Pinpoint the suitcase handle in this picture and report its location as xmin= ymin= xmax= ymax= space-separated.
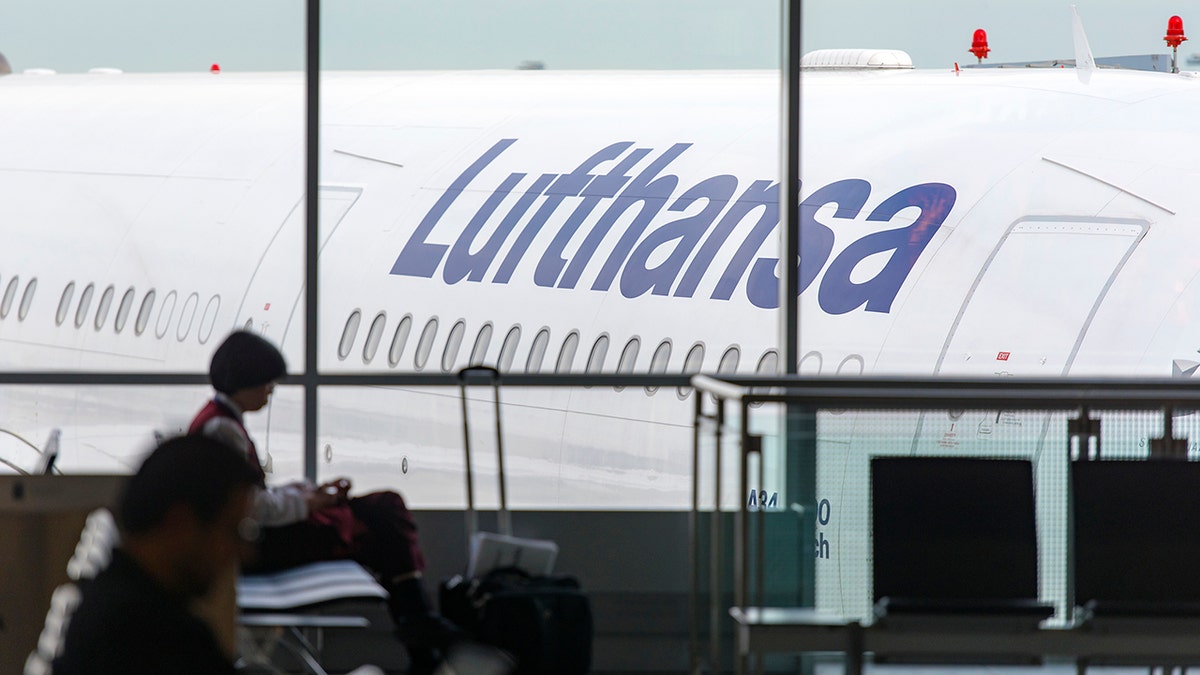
xmin=458 ymin=366 xmax=511 ymax=541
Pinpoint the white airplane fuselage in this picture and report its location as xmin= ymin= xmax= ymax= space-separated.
xmin=1 ymin=66 xmax=1199 ymax=516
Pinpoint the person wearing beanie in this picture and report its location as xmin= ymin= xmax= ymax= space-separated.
xmin=189 ymin=330 xmax=459 ymax=674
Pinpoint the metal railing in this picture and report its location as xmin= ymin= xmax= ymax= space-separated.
xmin=688 ymin=374 xmax=1200 ymax=675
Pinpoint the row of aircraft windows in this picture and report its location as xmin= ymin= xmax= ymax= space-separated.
xmin=337 ymin=309 xmax=781 ymax=398
xmin=0 ymin=275 xmax=38 ymax=321
xmin=44 ymin=281 xmax=223 ymax=344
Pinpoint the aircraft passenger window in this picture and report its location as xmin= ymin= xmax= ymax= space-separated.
xmin=799 ymin=350 xmax=823 ymax=375
xmin=1 ymin=276 xmax=18 ymax=319
xmin=645 ymin=340 xmax=672 ymax=395
xmin=18 ymin=278 xmax=37 ymax=321
xmin=93 ymin=285 xmax=115 ymax=331
xmin=387 ymin=314 xmax=413 ymax=367
xmin=498 ymin=325 xmax=521 ymax=372
xmin=586 ymin=335 xmax=610 ymax=374
xmin=114 ymin=288 xmax=136 ymax=334
xmin=56 ymin=282 xmax=76 ymax=327
xmin=197 ymin=295 xmax=220 ymax=344
xmin=756 ymin=350 xmax=780 ymax=375
xmin=751 ymin=350 xmax=780 ymax=409
xmin=442 ymin=319 xmax=467 ymax=372
xmin=337 ymin=310 xmax=362 ymax=360
xmin=678 ymin=343 xmax=706 ymax=400
xmin=363 ymin=312 xmax=387 ymax=364
xmin=525 ymin=328 xmax=549 ymax=373
xmin=414 ymin=317 xmax=439 ymax=370
xmin=556 ymin=331 xmax=580 ymax=373
xmin=134 ymin=290 xmax=156 ymax=336
xmin=838 ymin=354 xmax=865 ymax=376
xmin=154 ymin=290 xmax=177 ymax=339
xmin=176 ymin=292 xmax=199 ymax=341
xmin=712 ymin=346 xmax=742 ymax=403
xmin=614 ymin=337 xmax=640 ymax=392
xmin=617 ymin=337 xmax=640 ymax=373
xmin=718 ymin=346 xmax=740 ymax=374
xmin=470 ymin=323 xmax=494 ymax=367
xmin=73 ymin=283 xmax=95 ymax=329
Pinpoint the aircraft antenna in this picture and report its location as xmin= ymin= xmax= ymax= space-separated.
xmin=1165 ymin=16 xmax=1187 ymax=74
xmin=1070 ymin=5 xmax=1096 ymax=84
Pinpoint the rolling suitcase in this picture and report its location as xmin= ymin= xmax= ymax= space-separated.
xmin=441 ymin=366 xmax=593 ymax=675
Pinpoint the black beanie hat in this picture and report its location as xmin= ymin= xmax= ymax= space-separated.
xmin=209 ymin=330 xmax=287 ymax=395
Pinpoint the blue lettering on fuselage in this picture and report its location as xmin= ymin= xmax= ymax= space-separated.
xmin=390 ymin=139 xmax=957 ymax=313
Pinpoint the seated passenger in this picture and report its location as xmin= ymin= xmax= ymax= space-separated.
xmin=189 ymin=330 xmax=456 ymax=674
xmin=54 ymin=435 xmax=259 ymax=675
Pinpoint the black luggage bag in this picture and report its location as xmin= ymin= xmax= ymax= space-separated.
xmin=442 ymin=367 xmax=593 ymax=674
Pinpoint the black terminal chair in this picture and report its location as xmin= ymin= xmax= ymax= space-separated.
xmin=1072 ymin=459 xmax=1200 ymax=624
xmin=870 ymin=456 xmax=1053 ymax=635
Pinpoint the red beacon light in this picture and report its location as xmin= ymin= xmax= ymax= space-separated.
xmin=210 ymin=63 xmax=221 ymax=74
xmin=1166 ymin=15 xmax=1188 ymax=49
xmin=969 ymin=29 xmax=990 ymax=63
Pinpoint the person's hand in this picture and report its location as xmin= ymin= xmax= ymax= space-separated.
xmin=305 ymin=487 xmax=340 ymax=513
xmin=318 ymin=477 xmax=352 ymax=502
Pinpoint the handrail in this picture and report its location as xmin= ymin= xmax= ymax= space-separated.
xmin=690 ymin=374 xmax=746 ymax=403
xmin=4 ymin=370 xmax=1200 ymax=408
xmin=690 ymin=375 xmax=1200 ymax=409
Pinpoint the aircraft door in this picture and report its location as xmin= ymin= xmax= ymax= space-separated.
xmin=233 ymin=186 xmax=362 ymax=358
xmin=936 ymin=216 xmax=1146 ymax=378
xmin=232 ymin=186 xmax=361 ymax=477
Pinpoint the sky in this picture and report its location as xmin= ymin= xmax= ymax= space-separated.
xmin=0 ymin=0 xmax=1196 ymax=73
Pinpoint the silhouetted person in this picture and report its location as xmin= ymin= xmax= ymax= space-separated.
xmin=190 ymin=330 xmax=456 ymax=674
xmin=54 ymin=435 xmax=259 ymax=675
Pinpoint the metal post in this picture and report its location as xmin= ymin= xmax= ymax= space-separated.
xmin=736 ymin=403 xmax=749 ymax=675
xmin=690 ymin=392 xmax=703 ymax=674
xmin=710 ymin=399 xmax=724 ymax=674
xmin=303 ymin=0 xmax=320 ymax=481
xmin=780 ymin=0 xmax=802 ymax=374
